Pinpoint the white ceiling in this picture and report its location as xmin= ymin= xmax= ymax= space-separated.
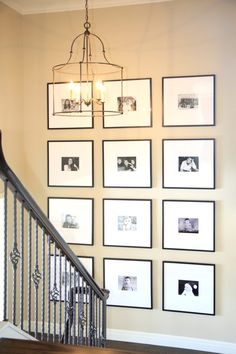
xmin=1 ymin=0 xmax=173 ymax=15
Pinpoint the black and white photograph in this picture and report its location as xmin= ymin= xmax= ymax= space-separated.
xmin=162 ymin=200 xmax=215 ymax=251
xmin=118 ymin=276 xmax=137 ymax=291
xmin=103 ymin=140 xmax=152 ymax=188
xmin=48 ymin=140 xmax=93 ymax=187
xmin=162 ymin=139 xmax=215 ymax=189
xmin=118 ymin=216 xmax=137 ymax=231
xmin=178 ymin=218 xmax=199 ymax=234
xmin=178 ymin=94 xmax=199 ymax=110
xmin=47 ymin=82 xmax=93 ymax=129
xmin=50 ymin=255 xmax=94 ymax=302
xmin=103 ymin=78 xmax=152 ymax=128
xmin=61 ymin=98 xmax=77 ymax=112
xmin=117 ymin=157 xmax=136 ymax=171
xmin=162 ymin=75 xmax=215 ymax=126
xmin=178 ymin=156 xmax=199 ymax=172
xmin=48 ymin=197 xmax=93 ymax=245
xmin=117 ymin=96 xmax=137 ymax=113
xmin=178 ymin=280 xmax=199 ymax=296
xmin=104 ymin=258 xmax=152 ymax=308
xmin=162 ymin=261 xmax=215 ymax=315
xmin=61 ymin=157 xmax=79 ymax=171
xmin=103 ymin=199 xmax=152 ymax=248
xmin=62 ymin=214 xmax=79 ymax=229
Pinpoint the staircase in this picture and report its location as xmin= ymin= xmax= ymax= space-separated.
xmin=0 ymin=132 xmax=108 ymax=347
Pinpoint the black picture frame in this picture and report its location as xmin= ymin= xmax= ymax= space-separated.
xmin=162 ymin=74 xmax=215 ymax=127
xmin=47 ymin=82 xmax=94 ymax=129
xmin=103 ymin=198 xmax=152 ymax=248
xmin=47 ymin=140 xmax=94 ymax=187
xmin=103 ymin=139 xmax=152 ymax=188
xmin=162 ymin=261 xmax=215 ymax=315
xmin=48 ymin=197 xmax=94 ymax=245
xmin=103 ymin=78 xmax=152 ymax=128
xmin=162 ymin=138 xmax=215 ymax=189
xmin=162 ymin=200 xmax=215 ymax=252
xmin=103 ymin=258 xmax=152 ymax=309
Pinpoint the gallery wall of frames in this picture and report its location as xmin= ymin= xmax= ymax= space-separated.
xmin=47 ymin=74 xmax=216 ymax=315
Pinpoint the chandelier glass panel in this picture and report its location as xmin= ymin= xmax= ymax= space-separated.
xmin=52 ymin=0 xmax=123 ymax=117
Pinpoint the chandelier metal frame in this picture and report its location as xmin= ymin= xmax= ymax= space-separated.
xmin=52 ymin=0 xmax=124 ymax=117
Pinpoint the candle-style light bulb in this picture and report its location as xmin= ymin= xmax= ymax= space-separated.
xmin=74 ymin=83 xmax=81 ymax=102
xmin=69 ymin=80 xmax=75 ymax=100
xmin=96 ymin=81 xmax=105 ymax=102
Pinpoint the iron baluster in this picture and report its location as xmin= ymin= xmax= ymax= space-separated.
xmin=85 ymin=282 xmax=88 ymax=345
xmin=10 ymin=191 xmax=20 ymax=325
xmin=27 ymin=211 xmax=32 ymax=334
xmin=32 ymin=221 xmax=41 ymax=338
xmin=63 ymin=257 xmax=67 ymax=344
xmin=68 ymin=262 xmax=72 ymax=344
xmin=98 ymin=298 xmax=101 ymax=347
xmin=53 ymin=243 xmax=57 ymax=342
xmin=59 ymin=250 xmax=62 ymax=342
xmin=20 ymin=202 xmax=25 ymax=330
xmin=72 ymin=268 xmax=76 ymax=344
xmin=3 ymin=179 xmax=8 ymax=321
xmin=47 ymin=235 xmax=51 ymax=341
xmin=41 ymin=229 xmax=46 ymax=341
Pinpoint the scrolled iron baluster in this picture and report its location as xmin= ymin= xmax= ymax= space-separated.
xmin=50 ymin=284 xmax=60 ymax=302
xmin=90 ymin=323 xmax=97 ymax=345
xmin=41 ymin=228 xmax=46 ymax=341
xmin=59 ymin=250 xmax=62 ymax=342
xmin=28 ymin=211 xmax=32 ymax=334
xmin=20 ymin=202 xmax=25 ymax=330
xmin=32 ymin=265 xmax=42 ymax=289
xmin=9 ymin=247 xmax=21 ymax=267
xmin=11 ymin=190 xmax=20 ymax=325
xmin=3 ymin=179 xmax=8 ymax=322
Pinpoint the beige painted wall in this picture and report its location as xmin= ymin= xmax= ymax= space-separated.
xmin=0 ymin=2 xmax=25 ymax=177
xmin=1 ymin=0 xmax=236 ymax=345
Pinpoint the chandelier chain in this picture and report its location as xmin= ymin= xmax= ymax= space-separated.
xmin=85 ymin=0 xmax=89 ymax=23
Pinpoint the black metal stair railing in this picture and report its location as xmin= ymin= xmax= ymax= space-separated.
xmin=0 ymin=132 xmax=108 ymax=347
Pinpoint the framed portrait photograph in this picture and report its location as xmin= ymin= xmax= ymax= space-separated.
xmin=47 ymin=140 xmax=94 ymax=187
xmin=162 ymin=139 xmax=215 ymax=189
xmin=103 ymin=139 xmax=152 ymax=188
xmin=103 ymin=199 xmax=152 ymax=248
xmin=162 ymin=75 xmax=215 ymax=126
xmin=48 ymin=197 xmax=93 ymax=245
xmin=47 ymin=82 xmax=93 ymax=129
xmin=50 ymin=255 xmax=94 ymax=302
xmin=103 ymin=78 xmax=152 ymax=128
xmin=103 ymin=258 xmax=152 ymax=309
xmin=162 ymin=261 xmax=215 ymax=315
xmin=162 ymin=200 xmax=215 ymax=251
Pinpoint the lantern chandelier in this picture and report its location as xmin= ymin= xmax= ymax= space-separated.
xmin=52 ymin=0 xmax=124 ymax=117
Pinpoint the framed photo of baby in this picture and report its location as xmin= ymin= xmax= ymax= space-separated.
xmin=103 ymin=258 xmax=152 ymax=309
xmin=103 ymin=199 xmax=152 ymax=248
